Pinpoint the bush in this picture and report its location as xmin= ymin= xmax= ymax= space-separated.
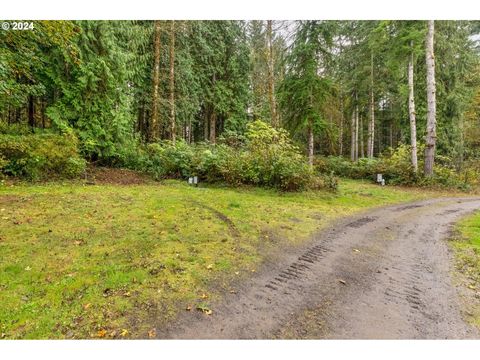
xmin=222 ymin=120 xmax=316 ymax=191
xmin=317 ymin=144 xmax=476 ymax=190
xmin=0 ymin=133 xmax=86 ymax=180
xmin=108 ymin=121 xmax=324 ymax=191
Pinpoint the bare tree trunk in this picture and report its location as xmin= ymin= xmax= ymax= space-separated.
xmin=339 ymin=98 xmax=344 ymax=156
xmin=350 ymin=108 xmax=356 ymax=161
xmin=408 ymin=42 xmax=418 ymax=173
xmin=28 ymin=95 xmax=35 ymax=130
xmin=424 ymin=20 xmax=436 ymax=176
xmin=209 ymin=112 xmax=216 ymax=144
xmin=367 ymin=52 xmax=375 ymax=158
xmin=267 ymin=20 xmax=278 ymax=128
xmin=307 ymin=118 xmax=314 ymax=167
xmin=360 ymin=115 xmax=364 ymax=158
xmin=169 ymin=20 xmax=176 ymax=144
xmin=151 ymin=20 xmax=162 ymax=142
xmin=41 ymin=99 xmax=46 ymax=129
xmin=389 ymin=123 xmax=393 ymax=148
xmin=204 ymin=109 xmax=209 ymax=141
xmin=355 ymin=104 xmax=359 ymax=161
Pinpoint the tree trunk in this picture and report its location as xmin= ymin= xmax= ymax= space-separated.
xmin=151 ymin=20 xmax=162 ymax=142
xmin=307 ymin=119 xmax=314 ymax=167
xmin=367 ymin=52 xmax=375 ymax=158
xmin=28 ymin=95 xmax=35 ymax=130
xmin=267 ymin=20 xmax=278 ymax=128
xmin=204 ymin=109 xmax=209 ymax=141
xmin=424 ymin=20 xmax=436 ymax=177
xmin=41 ymin=99 xmax=46 ymax=129
xmin=339 ymin=98 xmax=344 ymax=156
xmin=355 ymin=104 xmax=359 ymax=161
xmin=360 ymin=115 xmax=364 ymax=158
xmin=169 ymin=20 xmax=176 ymax=144
xmin=350 ymin=108 xmax=356 ymax=161
xmin=408 ymin=42 xmax=418 ymax=173
xmin=209 ymin=111 xmax=216 ymax=144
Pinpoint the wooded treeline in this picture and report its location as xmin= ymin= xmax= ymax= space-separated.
xmin=1 ymin=20 xmax=480 ymax=174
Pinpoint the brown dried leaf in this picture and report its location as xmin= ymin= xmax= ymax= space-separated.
xmin=148 ymin=328 xmax=156 ymax=338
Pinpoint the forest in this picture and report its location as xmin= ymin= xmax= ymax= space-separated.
xmin=3 ymin=20 xmax=480 ymax=340
xmin=1 ymin=20 xmax=480 ymax=189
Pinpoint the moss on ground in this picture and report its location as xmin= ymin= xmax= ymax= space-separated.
xmin=451 ymin=211 xmax=480 ymax=329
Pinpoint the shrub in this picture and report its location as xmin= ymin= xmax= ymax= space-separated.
xmin=113 ymin=121 xmax=322 ymax=191
xmin=317 ymin=144 xmax=476 ymax=190
xmin=0 ymin=133 xmax=86 ymax=180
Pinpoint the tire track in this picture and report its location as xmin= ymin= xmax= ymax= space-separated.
xmin=157 ymin=197 xmax=480 ymax=339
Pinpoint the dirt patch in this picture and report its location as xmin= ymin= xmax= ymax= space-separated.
xmin=396 ymin=204 xmax=424 ymax=211
xmin=85 ymin=166 xmax=152 ymax=185
xmin=0 ymin=194 xmax=21 ymax=206
xmin=191 ymin=200 xmax=240 ymax=238
xmin=346 ymin=216 xmax=377 ymax=228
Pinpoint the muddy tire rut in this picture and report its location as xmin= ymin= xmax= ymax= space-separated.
xmin=157 ymin=197 xmax=480 ymax=339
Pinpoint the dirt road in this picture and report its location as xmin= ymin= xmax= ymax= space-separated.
xmin=159 ymin=197 xmax=480 ymax=339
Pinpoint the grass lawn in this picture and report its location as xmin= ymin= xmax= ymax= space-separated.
xmin=451 ymin=211 xmax=480 ymax=328
xmin=0 ymin=177 xmax=461 ymax=339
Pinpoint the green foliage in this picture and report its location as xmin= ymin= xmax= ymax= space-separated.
xmin=109 ymin=121 xmax=322 ymax=191
xmin=318 ymin=144 xmax=478 ymax=190
xmin=0 ymin=133 xmax=85 ymax=180
xmin=279 ymin=21 xmax=336 ymax=135
xmin=44 ymin=21 xmax=135 ymax=159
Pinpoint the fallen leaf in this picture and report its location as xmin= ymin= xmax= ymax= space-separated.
xmin=353 ymin=249 xmax=360 ymax=253
xmin=229 ymin=289 xmax=236 ymax=294
xmin=338 ymin=279 xmax=347 ymax=285
xmin=83 ymin=303 xmax=91 ymax=310
xmin=206 ymin=264 xmax=214 ymax=270
xmin=148 ymin=329 xmax=156 ymax=338
xmin=97 ymin=329 xmax=107 ymax=338
xmin=186 ymin=305 xmax=192 ymax=311
xmin=120 ymin=329 xmax=129 ymax=337
xmin=468 ymin=284 xmax=476 ymax=290
xmin=200 ymin=293 xmax=208 ymax=299
xmin=251 ymin=269 xmax=256 ymax=273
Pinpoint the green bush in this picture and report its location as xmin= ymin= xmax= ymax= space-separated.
xmin=0 ymin=133 xmax=86 ymax=180
xmin=317 ymin=144 xmax=476 ymax=190
xmin=109 ymin=121 xmax=323 ymax=191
